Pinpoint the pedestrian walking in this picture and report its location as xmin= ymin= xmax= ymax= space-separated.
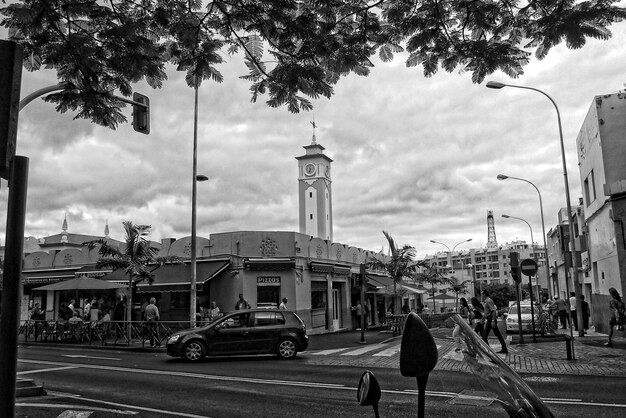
xmin=279 ymin=297 xmax=288 ymax=310
xmin=235 ymin=293 xmax=251 ymax=310
xmin=605 ymin=287 xmax=626 ymax=347
xmin=452 ymin=297 xmax=470 ymax=352
xmin=555 ymin=296 xmax=568 ymax=329
xmin=354 ymin=302 xmax=363 ymax=330
xmin=481 ymin=289 xmax=507 ymax=354
xmin=580 ymin=295 xmax=591 ymax=330
xmin=569 ymin=292 xmax=578 ymax=331
xmin=470 ymin=297 xmax=485 ymax=335
xmin=144 ymin=297 xmax=160 ymax=347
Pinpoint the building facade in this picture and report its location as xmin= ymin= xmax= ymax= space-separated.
xmin=575 ymin=92 xmax=626 ymax=333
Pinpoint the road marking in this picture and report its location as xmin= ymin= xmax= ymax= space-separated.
xmin=340 ymin=344 xmax=385 ymax=356
xmin=15 ymin=402 xmax=135 ymax=415
xmin=18 ymin=365 xmax=77 ymax=375
xmin=311 ymin=348 xmax=350 ymax=355
xmin=62 ymin=355 xmax=121 ymax=361
xmin=19 ymin=359 xmax=626 ymax=411
xmin=57 ymin=411 xmax=93 ymax=418
xmin=373 ymin=344 xmax=401 ymax=357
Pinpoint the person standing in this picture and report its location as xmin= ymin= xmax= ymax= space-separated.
xmin=481 ymin=289 xmax=507 ymax=354
xmin=235 ymin=293 xmax=251 ymax=310
xmin=279 ymin=298 xmax=288 ymax=310
xmin=605 ymin=287 xmax=626 ymax=347
xmin=144 ymin=297 xmax=160 ymax=347
xmin=555 ymin=296 xmax=568 ymax=329
xmin=580 ymin=295 xmax=591 ymax=330
xmin=569 ymin=292 xmax=578 ymax=331
xmin=208 ymin=301 xmax=221 ymax=322
xmin=452 ymin=297 xmax=470 ymax=352
xmin=355 ymin=302 xmax=363 ymax=330
xmin=470 ymin=297 xmax=485 ymax=335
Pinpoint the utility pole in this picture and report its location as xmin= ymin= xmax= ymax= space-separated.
xmin=0 ymin=40 xmax=25 ymax=418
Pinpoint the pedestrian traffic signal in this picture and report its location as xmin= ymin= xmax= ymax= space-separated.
xmin=132 ymin=92 xmax=150 ymax=134
xmin=510 ymin=252 xmax=521 ymax=284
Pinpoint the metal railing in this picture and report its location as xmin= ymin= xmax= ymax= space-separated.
xmin=387 ymin=313 xmax=454 ymax=336
xmin=18 ymin=320 xmax=195 ymax=348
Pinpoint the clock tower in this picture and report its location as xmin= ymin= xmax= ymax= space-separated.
xmin=296 ymin=132 xmax=333 ymax=241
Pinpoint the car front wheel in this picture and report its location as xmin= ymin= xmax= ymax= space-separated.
xmin=277 ymin=339 xmax=297 ymax=359
xmin=183 ymin=340 xmax=205 ymax=362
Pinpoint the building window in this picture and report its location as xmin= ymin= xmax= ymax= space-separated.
xmin=310 ymin=214 xmax=313 ymax=220
xmin=309 ymin=192 xmax=313 ymax=198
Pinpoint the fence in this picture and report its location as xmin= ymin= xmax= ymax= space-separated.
xmin=387 ymin=313 xmax=455 ymax=336
xmin=18 ymin=319 xmax=194 ymax=348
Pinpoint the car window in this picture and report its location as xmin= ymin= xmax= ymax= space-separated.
xmin=253 ymin=312 xmax=286 ymax=327
xmin=219 ymin=313 xmax=249 ymax=328
xmin=509 ymin=306 xmax=537 ymax=315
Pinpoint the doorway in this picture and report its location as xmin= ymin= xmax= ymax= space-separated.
xmin=332 ymin=288 xmax=341 ymax=329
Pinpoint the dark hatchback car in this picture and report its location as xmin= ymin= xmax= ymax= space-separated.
xmin=166 ymin=309 xmax=309 ymax=362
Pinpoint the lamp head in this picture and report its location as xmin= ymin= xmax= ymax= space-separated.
xmin=497 ymin=174 xmax=508 ymax=180
xmin=502 ymin=214 xmax=510 ymax=218
xmin=196 ymin=174 xmax=209 ymax=182
xmin=486 ymin=81 xmax=506 ymax=89
xmin=429 ymin=240 xmax=436 ymax=243
xmin=466 ymin=238 xmax=473 ymax=242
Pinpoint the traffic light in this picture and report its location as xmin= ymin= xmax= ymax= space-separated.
xmin=132 ymin=92 xmax=150 ymax=134
xmin=0 ymin=40 xmax=23 ymax=179
xmin=509 ymin=251 xmax=521 ymax=284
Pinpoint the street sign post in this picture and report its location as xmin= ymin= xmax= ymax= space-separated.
xmin=520 ymin=258 xmax=538 ymax=342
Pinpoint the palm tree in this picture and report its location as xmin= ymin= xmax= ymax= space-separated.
xmin=447 ymin=276 xmax=472 ymax=312
xmin=370 ymin=231 xmax=424 ymax=314
xmin=87 ymin=221 xmax=181 ymax=328
xmin=415 ymin=264 xmax=450 ymax=313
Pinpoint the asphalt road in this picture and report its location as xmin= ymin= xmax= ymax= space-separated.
xmin=15 ymin=344 xmax=626 ymax=417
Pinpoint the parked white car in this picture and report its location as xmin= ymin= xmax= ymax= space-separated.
xmin=505 ymin=303 xmax=540 ymax=334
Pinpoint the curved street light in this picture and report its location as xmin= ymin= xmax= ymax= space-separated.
xmin=487 ymin=81 xmax=582 ymax=344
xmin=498 ymin=174 xmax=551 ymax=298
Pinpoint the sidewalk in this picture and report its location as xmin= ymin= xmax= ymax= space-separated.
xmin=305 ymin=326 xmax=626 ymax=377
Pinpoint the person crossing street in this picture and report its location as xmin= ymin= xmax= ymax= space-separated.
xmin=481 ymin=289 xmax=507 ymax=354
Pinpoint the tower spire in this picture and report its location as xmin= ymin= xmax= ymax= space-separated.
xmin=62 ymin=212 xmax=68 ymax=233
xmin=104 ymin=219 xmax=110 ymax=237
xmin=487 ymin=210 xmax=498 ymax=249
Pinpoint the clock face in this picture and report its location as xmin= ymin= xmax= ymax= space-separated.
xmin=304 ymin=163 xmax=316 ymax=177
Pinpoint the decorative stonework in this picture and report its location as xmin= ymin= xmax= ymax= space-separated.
xmin=316 ymin=244 xmax=323 ymax=258
xmin=336 ymin=248 xmax=342 ymax=260
xmin=260 ymin=238 xmax=278 ymax=257
xmin=183 ymin=242 xmax=192 ymax=257
xmin=352 ymin=253 xmax=357 ymax=263
xmin=32 ymin=257 xmax=41 ymax=267
xmin=63 ymin=254 xmax=73 ymax=265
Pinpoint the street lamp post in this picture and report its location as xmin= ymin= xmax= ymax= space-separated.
xmin=430 ymin=239 xmax=472 ymax=273
xmin=487 ymin=81 xmax=583 ymax=342
xmin=190 ymin=84 xmax=209 ymax=328
xmin=502 ymin=214 xmax=538 ymax=341
xmin=497 ymin=174 xmax=551 ymax=299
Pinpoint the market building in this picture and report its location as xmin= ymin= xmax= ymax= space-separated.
xmin=11 ymin=134 xmax=413 ymax=335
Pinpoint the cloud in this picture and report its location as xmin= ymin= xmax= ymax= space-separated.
xmin=2 ymin=25 xmax=626 ymax=258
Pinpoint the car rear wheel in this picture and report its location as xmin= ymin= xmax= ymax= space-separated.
xmin=277 ymin=338 xmax=297 ymax=359
xmin=183 ymin=340 xmax=205 ymax=362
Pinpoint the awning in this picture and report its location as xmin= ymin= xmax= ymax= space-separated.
xmin=245 ymin=258 xmax=295 ymax=271
xmin=366 ymin=275 xmax=395 ymax=288
xmin=32 ymin=277 xmax=125 ymax=291
xmin=136 ymin=259 xmax=230 ymax=293
xmin=22 ymin=268 xmax=80 ymax=285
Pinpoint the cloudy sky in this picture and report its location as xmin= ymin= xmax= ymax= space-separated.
xmin=2 ymin=18 xmax=626 ymax=258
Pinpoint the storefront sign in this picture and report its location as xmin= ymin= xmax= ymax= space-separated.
xmin=257 ymin=277 xmax=281 ymax=286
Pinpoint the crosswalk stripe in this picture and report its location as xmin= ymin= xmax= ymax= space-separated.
xmin=341 ymin=344 xmax=385 ymax=356
xmin=312 ymin=348 xmax=350 ymax=355
xmin=373 ymin=344 xmax=401 ymax=357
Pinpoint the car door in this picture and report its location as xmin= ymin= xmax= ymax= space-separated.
xmin=248 ymin=311 xmax=285 ymax=353
xmin=210 ymin=312 xmax=251 ymax=355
